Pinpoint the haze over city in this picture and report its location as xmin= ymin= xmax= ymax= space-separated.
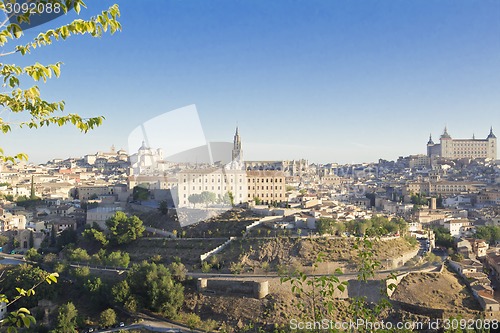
xmin=2 ymin=0 xmax=500 ymax=163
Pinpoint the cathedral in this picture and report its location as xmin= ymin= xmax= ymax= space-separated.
xmin=427 ymin=127 xmax=497 ymax=160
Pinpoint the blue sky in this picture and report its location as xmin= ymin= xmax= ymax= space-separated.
xmin=2 ymin=0 xmax=500 ymax=164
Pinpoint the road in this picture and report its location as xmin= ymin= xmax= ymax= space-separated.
xmin=187 ymin=261 xmax=439 ymax=280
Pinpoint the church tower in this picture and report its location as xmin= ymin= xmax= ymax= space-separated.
xmin=232 ymin=126 xmax=243 ymax=163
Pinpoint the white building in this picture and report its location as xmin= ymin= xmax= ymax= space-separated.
xmin=129 ymin=142 xmax=165 ymax=175
xmin=177 ymin=168 xmax=248 ymax=207
xmin=444 ymin=219 xmax=473 ymax=238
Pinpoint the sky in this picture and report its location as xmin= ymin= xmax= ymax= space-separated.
xmin=1 ymin=0 xmax=499 ymax=164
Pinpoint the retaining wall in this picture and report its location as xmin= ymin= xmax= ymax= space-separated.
xmin=197 ymin=278 xmax=269 ymax=299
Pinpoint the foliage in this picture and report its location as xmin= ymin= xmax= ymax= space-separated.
xmin=56 ymin=228 xmax=78 ymax=249
xmin=82 ymin=227 xmax=108 ymax=246
xmin=66 ymin=247 xmax=129 ymax=267
xmin=106 ymin=211 xmax=145 ymax=245
xmin=0 ymin=267 xmax=58 ymax=332
xmin=343 ymin=216 xmax=407 ymax=237
xmin=353 ymin=236 xmax=381 ymax=281
xmin=201 ymin=261 xmax=211 ymax=273
xmin=432 ymin=227 xmax=454 ymax=249
xmin=229 ymin=262 xmax=243 ymax=275
xmin=25 ymin=248 xmax=42 ymax=261
xmin=99 ymin=308 xmax=117 ymax=328
xmin=158 ymin=200 xmax=169 ymax=215
xmin=188 ymin=193 xmax=203 ymax=208
xmin=53 ymin=302 xmax=78 ymax=333
xmin=222 ymin=191 xmax=234 ymax=206
xmin=168 ymin=262 xmax=188 ymax=282
xmin=112 ymin=280 xmax=130 ymax=304
xmin=67 ymin=247 xmax=90 ymax=262
xmin=132 ymin=185 xmax=150 ymax=201
xmin=279 ymin=236 xmax=406 ymax=333
xmin=0 ymin=234 xmax=9 ymax=246
xmin=451 ymin=253 xmax=464 ymax=262
xmin=14 ymin=197 xmax=42 ymax=208
xmin=70 ymin=266 xmax=90 ymax=279
xmin=315 ymin=218 xmax=341 ymax=235
xmin=0 ymin=265 xmax=59 ymax=309
xmin=103 ymin=250 xmax=130 ymax=268
xmin=281 ymin=253 xmax=347 ymax=323
xmin=200 ymin=191 xmax=217 ymax=207
xmin=0 ymin=0 xmax=121 ymax=162
xmin=126 ymin=261 xmax=184 ymax=318
xmin=474 ymin=226 xmax=500 ymax=245
xmin=425 ymin=252 xmax=441 ymax=264
xmin=410 ymin=193 xmax=429 ymax=206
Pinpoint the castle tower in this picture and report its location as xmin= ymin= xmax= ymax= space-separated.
xmin=232 ymin=126 xmax=243 ymax=163
xmin=487 ymin=127 xmax=497 ymax=160
xmin=427 ymin=133 xmax=434 ymax=157
xmin=440 ymin=127 xmax=453 ymax=158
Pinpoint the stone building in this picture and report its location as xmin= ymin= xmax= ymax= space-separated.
xmin=427 ymin=127 xmax=497 ymax=160
xmin=246 ymin=170 xmax=286 ymax=205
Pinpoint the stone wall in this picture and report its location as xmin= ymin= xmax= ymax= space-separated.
xmin=197 ymin=278 xmax=269 ymax=299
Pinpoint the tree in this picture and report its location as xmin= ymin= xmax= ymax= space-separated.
xmin=67 ymin=247 xmax=90 ymax=262
xmin=132 ymin=185 xmax=150 ymax=202
xmin=99 ymin=308 xmax=117 ymax=328
xmin=56 ymin=228 xmax=77 ymax=249
xmin=104 ymin=250 xmax=130 ymax=268
xmin=158 ymin=200 xmax=169 ymax=215
xmin=188 ymin=193 xmax=202 ymax=208
xmin=25 ymin=247 xmax=41 ymax=261
xmin=126 ymin=261 xmax=184 ymax=318
xmin=28 ymin=230 xmax=34 ymax=248
xmin=112 ymin=280 xmax=130 ymax=304
xmin=222 ymin=191 xmax=234 ymax=206
xmin=84 ymin=277 xmax=106 ymax=306
xmin=105 ymin=211 xmax=145 ymax=245
xmin=316 ymin=218 xmax=337 ymax=235
xmin=200 ymin=191 xmax=216 ymax=207
xmin=168 ymin=262 xmax=187 ymax=282
xmin=70 ymin=266 xmax=90 ymax=280
xmin=0 ymin=1 xmax=121 ymax=163
xmin=82 ymin=227 xmax=108 ymax=246
xmin=54 ymin=302 xmax=78 ymax=333
xmin=0 ymin=234 xmax=8 ymax=246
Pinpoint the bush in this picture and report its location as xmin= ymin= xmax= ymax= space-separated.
xmin=229 ymin=262 xmax=243 ymax=275
xmin=201 ymin=261 xmax=211 ymax=273
xmin=99 ymin=308 xmax=117 ymax=328
xmin=26 ymin=248 xmax=42 ymax=262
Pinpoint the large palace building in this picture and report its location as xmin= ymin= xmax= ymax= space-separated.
xmin=427 ymin=127 xmax=497 ymax=160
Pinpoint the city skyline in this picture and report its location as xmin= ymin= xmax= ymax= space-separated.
xmin=2 ymin=0 xmax=499 ymax=164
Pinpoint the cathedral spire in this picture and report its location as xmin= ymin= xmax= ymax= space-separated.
xmin=232 ymin=126 xmax=243 ymax=163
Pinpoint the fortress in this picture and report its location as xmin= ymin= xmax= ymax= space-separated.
xmin=427 ymin=127 xmax=497 ymax=160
